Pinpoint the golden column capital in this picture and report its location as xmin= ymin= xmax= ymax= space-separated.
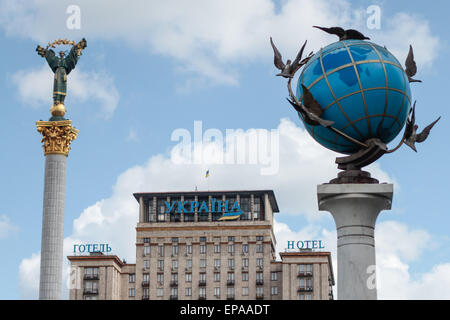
xmin=36 ymin=120 xmax=79 ymax=156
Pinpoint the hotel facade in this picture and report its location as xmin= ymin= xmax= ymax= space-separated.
xmin=68 ymin=190 xmax=334 ymax=300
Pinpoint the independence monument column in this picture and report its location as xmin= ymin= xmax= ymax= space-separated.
xmin=35 ymin=38 xmax=86 ymax=299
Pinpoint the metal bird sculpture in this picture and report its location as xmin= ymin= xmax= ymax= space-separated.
xmin=404 ymin=102 xmax=440 ymax=152
xmin=286 ymin=85 xmax=334 ymax=128
xmin=313 ymin=26 xmax=370 ymax=41
xmin=405 ymin=45 xmax=422 ymax=83
xmin=270 ymin=37 xmax=311 ymax=78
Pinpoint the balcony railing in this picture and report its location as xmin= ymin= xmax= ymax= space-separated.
xmin=297 ymin=271 xmax=313 ymax=277
xmin=170 ymin=295 xmax=178 ymax=300
xmin=226 ymin=294 xmax=235 ymax=300
xmin=256 ymin=279 xmax=264 ymax=286
xmin=83 ymin=274 xmax=99 ymax=280
xmin=199 ymin=280 xmax=207 ymax=286
xmin=256 ymin=294 xmax=264 ymax=300
xmin=83 ymin=288 xmax=98 ymax=295
xmin=142 ymin=281 xmax=149 ymax=287
xmin=227 ymin=280 xmax=235 ymax=286
xmin=170 ymin=281 xmax=178 ymax=287
xmin=297 ymin=287 xmax=313 ymax=293
xmin=142 ymin=295 xmax=149 ymax=300
xmin=198 ymin=295 xmax=207 ymax=300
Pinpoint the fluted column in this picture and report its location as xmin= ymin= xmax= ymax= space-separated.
xmin=36 ymin=120 xmax=78 ymax=299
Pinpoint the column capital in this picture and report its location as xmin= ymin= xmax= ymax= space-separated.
xmin=36 ymin=120 xmax=78 ymax=156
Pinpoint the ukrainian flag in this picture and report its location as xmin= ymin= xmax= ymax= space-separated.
xmin=205 ymin=169 xmax=210 ymax=178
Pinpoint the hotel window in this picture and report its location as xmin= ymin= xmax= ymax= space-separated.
xmin=228 ymin=244 xmax=235 ymax=254
xmin=143 ymin=260 xmax=150 ymax=269
xmin=199 ymin=287 xmax=206 ymax=298
xmin=185 ymin=273 xmax=192 ymax=283
xmin=240 ymin=197 xmax=251 ymax=220
xmin=186 ymin=259 xmax=192 ymax=269
xmin=299 ymin=278 xmax=305 ymax=289
xmin=214 ymin=244 xmax=221 ymax=253
xmin=183 ymin=197 xmax=195 ymax=222
xmin=271 ymin=287 xmax=278 ymax=295
xmin=143 ymin=237 xmax=150 ymax=243
xmin=157 ymin=273 xmax=164 ymax=284
xmin=214 ymin=273 xmax=220 ymax=282
xmin=254 ymin=197 xmax=264 ymax=220
xmin=256 ymin=287 xmax=264 ymax=297
xmin=214 ymin=259 xmax=221 ymax=268
xmin=242 ymin=272 xmax=248 ymax=281
xmin=299 ymin=264 xmax=312 ymax=275
xmin=186 ymin=244 xmax=193 ymax=255
xmin=157 ymin=260 xmax=164 ymax=271
xmin=143 ymin=273 xmax=149 ymax=282
xmin=227 ymin=287 xmax=235 ymax=297
xmin=171 ymin=273 xmax=178 ymax=282
xmin=172 ymin=260 xmax=178 ymax=270
xmin=227 ymin=272 xmax=235 ymax=281
xmin=200 ymin=273 xmax=206 ymax=282
xmin=157 ymin=198 xmax=166 ymax=222
xmin=214 ymin=287 xmax=220 ymax=298
xmin=200 ymin=244 xmax=206 ymax=254
xmin=256 ymin=235 xmax=264 ymax=241
xmin=129 ymin=288 xmax=135 ymax=298
xmin=242 ymin=244 xmax=248 ymax=253
xmin=157 ymin=288 xmax=163 ymax=297
xmin=306 ymin=294 xmax=312 ymax=300
xmin=142 ymin=288 xmax=149 ymax=298
xmin=256 ymin=272 xmax=263 ymax=282
xmin=242 ymin=258 xmax=249 ymax=268
xmin=147 ymin=201 xmax=154 ymax=222
xmin=198 ymin=198 xmax=209 ymax=222
xmin=200 ymin=236 xmax=207 ymax=242
xmin=271 ymin=272 xmax=278 ymax=281
xmin=84 ymin=280 xmax=98 ymax=292
xmin=228 ymin=258 xmax=235 ymax=269
xmin=172 ymin=244 xmax=179 ymax=256
xmin=84 ymin=267 xmax=98 ymax=278
xmin=169 ymin=198 xmax=180 ymax=222
xmin=228 ymin=236 xmax=235 ymax=242
xmin=186 ymin=287 xmax=192 ymax=297
xmin=256 ymin=258 xmax=263 ymax=268
xmin=158 ymin=244 xmax=164 ymax=257
xmin=200 ymin=259 xmax=207 ymax=268
xmin=129 ymin=274 xmax=135 ymax=283
xmin=170 ymin=287 xmax=178 ymax=298
xmin=257 ymin=244 xmax=264 ymax=253
xmin=144 ymin=246 xmax=150 ymax=256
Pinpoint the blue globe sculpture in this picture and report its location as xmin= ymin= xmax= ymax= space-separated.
xmin=296 ymin=40 xmax=412 ymax=154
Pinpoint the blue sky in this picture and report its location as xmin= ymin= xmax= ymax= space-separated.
xmin=0 ymin=0 xmax=449 ymax=299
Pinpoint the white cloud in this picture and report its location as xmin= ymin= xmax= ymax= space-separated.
xmin=18 ymin=252 xmax=40 ymax=299
xmin=0 ymin=0 xmax=440 ymax=86
xmin=10 ymin=64 xmax=119 ymax=118
xmin=0 ymin=215 xmax=18 ymax=239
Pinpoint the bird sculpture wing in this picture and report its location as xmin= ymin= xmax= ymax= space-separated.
xmin=405 ymin=45 xmax=418 ymax=77
xmin=415 ymin=116 xmax=441 ymax=143
xmin=301 ymin=84 xmax=323 ymax=116
xmin=403 ymin=101 xmax=416 ymax=140
xmin=270 ymin=37 xmax=285 ymax=71
xmin=313 ymin=26 xmax=345 ymax=38
xmin=290 ymin=40 xmax=307 ymax=72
